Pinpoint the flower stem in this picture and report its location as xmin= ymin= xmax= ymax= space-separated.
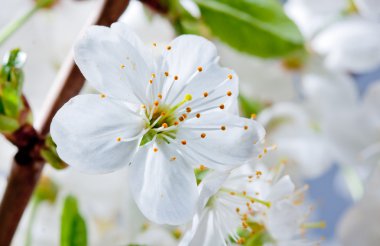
xmin=0 ymin=6 xmax=40 ymax=46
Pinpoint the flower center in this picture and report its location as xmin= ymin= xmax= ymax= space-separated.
xmin=140 ymin=94 xmax=192 ymax=146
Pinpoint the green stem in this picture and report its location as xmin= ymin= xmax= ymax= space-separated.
xmin=25 ymin=199 xmax=39 ymax=246
xmin=0 ymin=5 xmax=40 ymax=46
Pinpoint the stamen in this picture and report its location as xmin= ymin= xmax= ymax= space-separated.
xmin=251 ymin=113 xmax=257 ymax=119
xmin=244 ymin=125 xmax=248 ymax=130
xmin=116 ymin=137 xmax=121 ymax=142
xmin=120 ymin=64 xmax=125 ymax=69
xmin=227 ymin=91 xmax=232 ymax=96
xmin=151 ymin=73 xmax=156 ymax=78
xmin=219 ymin=104 xmax=225 ymax=110
xmin=221 ymin=125 xmax=226 ymax=131
xmin=196 ymin=113 xmax=201 ymax=118
xmin=100 ymin=94 xmax=106 ymax=99
xmin=186 ymin=107 xmax=192 ymax=113
xmin=166 ymin=45 xmax=172 ymax=50
xmin=200 ymin=133 xmax=206 ymax=138
xmin=152 ymin=42 xmax=157 ymax=47
xmin=164 ymin=71 xmax=169 ymax=77
xmin=181 ymin=140 xmax=187 ymax=145
xmin=170 ymin=156 xmax=177 ymax=161
xmin=228 ymin=74 xmax=233 ymax=80
xmin=203 ymin=92 xmax=208 ymax=97
xmin=153 ymin=148 xmax=158 ymax=152
xmin=197 ymin=66 xmax=203 ymax=72
xmin=174 ymin=75 xmax=179 ymax=80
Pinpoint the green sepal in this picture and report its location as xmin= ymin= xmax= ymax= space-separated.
xmin=41 ymin=135 xmax=68 ymax=170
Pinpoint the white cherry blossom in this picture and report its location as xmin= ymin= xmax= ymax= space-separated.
xmin=51 ymin=23 xmax=265 ymax=225
xmin=180 ymin=164 xmax=316 ymax=246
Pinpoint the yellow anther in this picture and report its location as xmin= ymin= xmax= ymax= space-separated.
xmin=186 ymin=107 xmax=192 ymax=113
xmin=184 ymin=94 xmax=192 ymax=101
xmin=236 ymin=208 xmax=240 ymax=213
xmin=251 ymin=113 xmax=257 ymax=119
xmin=160 ymin=112 xmax=166 ymax=117
xmin=203 ymin=92 xmax=208 ymax=97
xmin=197 ymin=66 xmax=203 ymax=72
xmin=170 ymin=156 xmax=177 ymax=161
xmin=229 ymin=191 xmax=236 ymax=196
xmin=162 ymin=123 xmax=168 ymax=128
xmin=174 ymin=75 xmax=179 ymax=80
xmin=120 ymin=64 xmax=125 ymax=69
xmin=182 ymin=113 xmax=188 ymax=119
xmin=152 ymin=42 xmax=157 ymax=47
xmin=242 ymin=191 xmax=247 ymax=196
xmin=199 ymin=164 xmax=206 ymax=171
xmin=200 ymin=133 xmax=206 ymax=139
xmin=158 ymin=93 xmax=163 ymax=99
xmin=100 ymin=94 xmax=106 ymax=99
xmin=219 ymin=104 xmax=225 ymax=110
xmin=164 ymin=71 xmax=169 ymax=77
xmin=227 ymin=91 xmax=232 ymax=96
xmin=151 ymin=73 xmax=156 ymax=78
xmin=258 ymin=154 xmax=263 ymax=159
xmin=244 ymin=125 xmax=248 ymax=130
xmin=141 ymin=104 xmax=146 ymax=109
xmin=174 ymin=121 xmax=179 ymax=126
xmin=166 ymin=45 xmax=172 ymax=50
xmin=149 ymin=79 xmax=153 ymax=84
xmin=264 ymin=148 xmax=268 ymax=153
xmin=196 ymin=113 xmax=201 ymax=118
xmin=179 ymin=116 xmax=184 ymax=122
xmin=256 ymin=170 xmax=262 ymax=176
xmin=221 ymin=125 xmax=226 ymax=131
xmin=181 ymin=140 xmax=187 ymax=145
xmin=242 ymin=221 xmax=248 ymax=229
xmin=228 ymin=74 xmax=233 ymax=80
xmin=153 ymin=148 xmax=158 ymax=152
xmin=116 ymin=137 xmax=121 ymax=142
xmin=154 ymin=101 xmax=159 ymax=106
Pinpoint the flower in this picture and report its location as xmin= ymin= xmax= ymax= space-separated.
xmin=180 ymin=164 xmax=316 ymax=246
xmin=51 ymin=23 xmax=265 ymax=225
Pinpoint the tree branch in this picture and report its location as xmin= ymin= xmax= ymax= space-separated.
xmin=0 ymin=1 xmax=130 ymax=245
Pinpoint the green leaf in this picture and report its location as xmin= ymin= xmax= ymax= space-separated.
xmin=239 ymin=94 xmax=264 ymax=118
xmin=194 ymin=0 xmax=304 ymax=58
xmin=61 ymin=195 xmax=87 ymax=246
xmin=0 ymin=114 xmax=19 ymax=133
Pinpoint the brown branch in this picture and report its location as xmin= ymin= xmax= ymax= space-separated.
xmin=139 ymin=0 xmax=169 ymax=14
xmin=0 ymin=0 xmax=130 ymax=245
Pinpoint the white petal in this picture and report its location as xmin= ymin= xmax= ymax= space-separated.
xmin=159 ymin=35 xmax=221 ymax=104
xmin=128 ymin=142 xmax=198 ymax=225
xmin=355 ymin=0 xmax=380 ymax=20
xmin=312 ymin=17 xmax=380 ymax=73
xmin=176 ymin=112 xmax=265 ymax=170
xmin=74 ymin=25 xmax=153 ymax=103
xmin=198 ymin=170 xmax=229 ymax=210
xmin=267 ymin=176 xmax=295 ymax=201
xmin=51 ymin=95 xmax=145 ymax=173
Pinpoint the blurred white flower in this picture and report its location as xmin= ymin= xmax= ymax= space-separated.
xmin=180 ymin=164 xmax=313 ymax=246
xmin=338 ymin=166 xmax=380 ymax=246
xmin=312 ymin=16 xmax=380 ymax=73
xmin=285 ymin=0 xmax=347 ymax=38
xmin=51 ymin=23 xmax=265 ymax=225
xmin=354 ymin=0 xmax=380 ymax=20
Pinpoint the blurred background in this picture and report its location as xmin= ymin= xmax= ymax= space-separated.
xmin=0 ymin=0 xmax=380 ymax=245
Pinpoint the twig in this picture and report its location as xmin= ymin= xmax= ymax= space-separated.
xmin=0 ymin=0 xmax=129 ymax=244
